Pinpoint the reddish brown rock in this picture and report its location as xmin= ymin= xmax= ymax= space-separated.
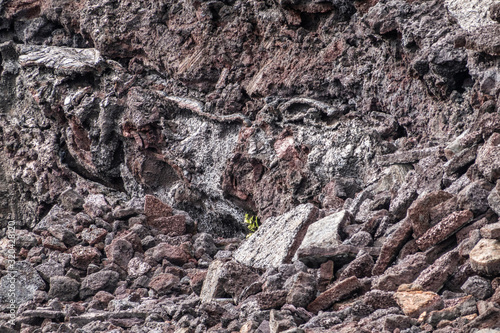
xmin=372 ymin=253 xmax=428 ymax=291
xmin=407 ymin=191 xmax=454 ymax=238
xmin=42 ymin=236 xmax=67 ymax=251
xmin=372 ymin=218 xmax=413 ymax=276
xmin=149 ymin=215 xmax=186 ymax=235
xmin=416 ymin=210 xmax=474 ymax=251
xmin=318 ymin=260 xmax=334 ymax=291
xmin=413 ymin=250 xmax=460 ymax=292
xmin=256 ymin=290 xmax=288 ymax=310
xmin=307 ymin=276 xmax=361 ymax=313
xmin=150 ymin=242 xmax=191 ymax=266
xmin=148 ymin=273 xmax=180 ymax=295
xmin=144 ymin=195 xmax=173 ymax=221
xmin=70 ymin=245 xmax=101 ymax=270
xmin=338 ymin=252 xmax=374 ymax=281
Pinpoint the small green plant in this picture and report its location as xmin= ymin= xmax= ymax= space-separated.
xmin=244 ymin=214 xmax=260 ymax=238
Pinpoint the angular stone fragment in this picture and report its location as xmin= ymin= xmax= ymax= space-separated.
xmin=416 ymin=210 xmax=473 ymax=251
xmin=71 ymin=245 xmax=101 ymax=270
xmin=285 ymin=272 xmax=317 ymax=308
xmin=318 ymin=260 xmax=334 ymax=291
xmin=148 ymin=273 xmax=179 ymax=295
xmin=407 ymin=191 xmax=454 ymax=238
xmin=48 ymin=276 xmax=80 ymax=301
xmin=35 ymin=261 xmax=64 ymax=283
xmin=372 ymin=218 xmax=413 ymax=276
xmin=149 ymin=215 xmax=186 ymax=235
xmin=488 ymin=184 xmax=500 ymax=216
xmin=444 ymin=145 xmax=478 ymax=176
xmin=480 ymin=222 xmax=500 ymax=240
xmin=105 ymin=238 xmax=134 ymax=269
xmin=413 ymin=250 xmax=460 ymax=292
xmin=0 ymin=262 xmax=46 ymax=305
xmin=80 ymin=270 xmax=120 ymax=299
xmin=338 ymin=252 xmax=374 ymax=280
xmin=372 ymin=253 xmax=428 ymax=291
xmin=144 ymin=194 xmax=173 ymax=221
xmin=127 ymin=257 xmax=151 ymax=278
xmin=457 ymin=181 xmax=490 ymax=215
xmin=81 ymin=226 xmax=108 ymax=245
xmin=476 ymin=133 xmax=500 ymax=182
xmin=48 ymin=225 xmax=79 ymax=247
xmin=426 ymin=295 xmax=477 ymax=326
xmin=200 ymin=260 xmax=225 ymax=303
xmin=470 ymin=239 xmax=500 ymax=276
xmin=234 ymin=204 xmax=318 ymax=269
xmin=393 ymin=290 xmax=443 ymax=318
xmin=42 ymin=236 xmax=67 ymax=251
xmin=461 ymin=276 xmax=493 ymax=300
xmin=256 ymin=290 xmax=288 ymax=310
xmin=307 ymin=276 xmax=361 ymax=313
xmin=83 ymin=194 xmax=111 ymax=219
xmin=59 ymin=188 xmax=84 ymax=212
xmin=150 ymin=242 xmax=191 ymax=266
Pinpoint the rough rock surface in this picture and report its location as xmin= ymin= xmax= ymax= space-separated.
xmin=1 ymin=0 xmax=500 ymax=331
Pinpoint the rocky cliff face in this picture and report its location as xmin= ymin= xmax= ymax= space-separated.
xmin=1 ymin=0 xmax=500 ymax=332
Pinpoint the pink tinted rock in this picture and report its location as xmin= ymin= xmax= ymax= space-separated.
xmin=81 ymin=226 xmax=108 ymax=245
xmin=413 ymin=250 xmax=460 ymax=292
xmin=149 ymin=215 xmax=186 ymax=235
xmin=144 ymin=195 xmax=173 ymax=221
xmin=151 ymin=242 xmax=191 ymax=266
xmin=105 ymin=238 xmax=134 ymax=269
xmin=407 ymin=191 xmax=454 ymax=238
xmin=416 ymin=210 xmax=473 ymax=251
xmin=148 ymin=273 xmax=179 ymax=295
xmin=307 ymin=276 xmax=361 ymax=313
xmin=71 ymin=245 xmax=101 ymax=270
xmin=476 ymin=132 xmax=500 ymax=182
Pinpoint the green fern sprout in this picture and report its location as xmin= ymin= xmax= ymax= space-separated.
xmin=244 ymin=214 xmax=260 ymax=238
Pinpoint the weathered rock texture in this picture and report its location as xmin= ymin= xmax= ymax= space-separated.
xmin=1 ymin=0 xmax=500 ymax=331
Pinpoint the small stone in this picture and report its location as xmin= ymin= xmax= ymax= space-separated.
xmin=83 ymin=194 xmax=112 ymax=219
xmin=149 ymin=215 xmax=186 ymax=235
xmin=59 ymin=188 xmax=84 ymax=211
xmin=256 ymin=290 xmax=288 ymax=310
xmin=338 ymin=252 xmax=374 ymax=280
xmin=416 ymin=210 xmax=473 ymax=251
xmin=48 ymin=276 xmax=80 ymax=301
xmin=470 ymin=239 xmax=500 ymax=276
xmin=35 ymin=261 xmax=65 ymax=283
xmin=71 ymin=245 xmax=101 ymax=270
xmin=480 ymin=222 xmax=500 ymax=240
xmin=393 ymin=290 xmax=443 ymax=318
xmin=193 ymin=233 xmax=218 ymax=259
xmin=457 ymin=181 xmax=490 ymax=215
xmin=285 ymin=272 xmax=317 ymax=308
xmin=488 ymin=185 xmax=500 ymax=216
xmin=48 ymin=226 xmax=79 ymax=247
xmin=42 ymin=236 xmax=67 ymax=251
xmin=127 ymin=257 xmax=151 ymax=278
xmin=144 ymin=194 xmax=173 ymax=221
xmin=491 ymin=2 xmax=500 ymax=22
xmin=148 ymin=273 xmax=179 ymax=295
xmin=81 ymin=226 xmax=108 ymax=245
xmin=461 ymin=276 xmax=493 ymax=300
xmin=150 ymin=242 xmax=191 ymax=266
xmin=105 ymin=238 xmax=134 ymax=269
xmin=318 ymin=260 xmax=334 ymax=291
xmin=80 ymin=270 xmax=120 ymax=299
xmin=307 ymin=276 xmax=361 ymax=313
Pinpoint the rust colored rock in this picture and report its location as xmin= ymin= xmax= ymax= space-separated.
xmin=413 ymin=250 xmax=460 ymax=292
xmin=148 ymin=273 xmax=180 ymax=295
xmin=256 ymin=290 xmax=288 ymax=310
xmin=42 ymin=236 xmax=67 ymax=251
xmin=318 ymin=260 xmax=334 ymax=292
xmin=338 ymin=252 xmax=374 ymax=281
xmin=407 ymin=191 xmax=454 ymax=238
xmin=372 ymin=218 xmax=413 ymax=276
xmin=393 ymin=290 xmax=443 ymax=318
xmin=150 ymin=242 xmax=191 ymax=266
xmin=144 ymin=195 xmax=173 ymax=221
xmin=149 ymin=215 xmax=186 ymax=235
xmin=307 ymin=276 xmax=361 ymax=313
xmin=71 ymin=245 xmax=101 ymax=270
xmin=416 ymin=210 xmax=473 ymax=251
xmin=372 ymin=253 xmax=428 ymax=291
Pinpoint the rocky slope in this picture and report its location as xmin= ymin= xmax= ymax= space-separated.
xmin=0 ymin=0 xmax=500 ymax=332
